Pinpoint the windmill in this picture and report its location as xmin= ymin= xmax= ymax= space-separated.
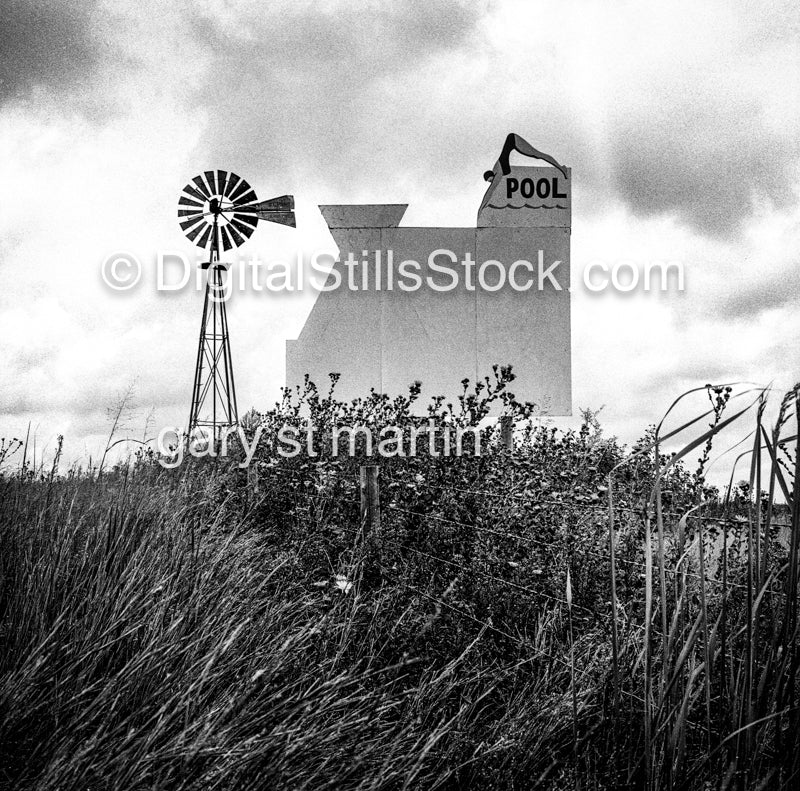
xmin=177 ymin=170 xmax=295 ymax=440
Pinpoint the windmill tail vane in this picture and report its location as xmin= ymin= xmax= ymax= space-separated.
xmin=177 ymin=169 xmax=295 ymax=439
xmin=233 ymin=195 xmax=296 ymax=227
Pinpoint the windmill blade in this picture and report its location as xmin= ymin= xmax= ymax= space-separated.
xmin=234 ymin=189 xmax=257 ymax=206
xmin=229 ymin=217 xmax=256 ymax=239
xmin=192 ymin=176 xmax=211 ymax=198
xmin=225 ymin=222 xmax=247 ymax=247
xmin=232 ymin=212 xmax=258 ymax=228
xmin=228 ymin=177 xmax=253 ymax=203
xmin=216 ymin=170 xmax=228 ymax=199
xmin=185 ymin=221 xmax=207 ymax=243
xmin=233 ymin=195 xmax=294 ymax=213
xmin=180 ymin=216 xmax=205 ymax=232
xmin=197 ymin=224 xmax=213 ymax=249
xmin=185 ymin=185 xmax=208 ymax=204
xmin=178 ymin=208 xmax=204 ymax=218
xmin=224 ymin=172 xmax=241 ymax=199
xmin=204 ymin=170 xmax=218 ymax=196
xmin=220 ymin=225 xmax=234 ymax=251
xmin=179 ymin=193 xmax=204 ymax=208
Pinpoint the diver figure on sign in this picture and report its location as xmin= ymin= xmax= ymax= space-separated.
xmin=483 ymin=133 xmax=568 ymax=183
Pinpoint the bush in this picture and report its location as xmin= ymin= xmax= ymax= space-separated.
xmin=1 ymin=374 xmax=798 ymax=790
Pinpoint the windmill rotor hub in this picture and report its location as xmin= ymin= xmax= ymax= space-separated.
xmin=177 ymin=169 xmax=296 ymax=254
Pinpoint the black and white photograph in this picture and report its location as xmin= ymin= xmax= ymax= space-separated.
xmin=1 ymin=1 xmax=800 ymax=788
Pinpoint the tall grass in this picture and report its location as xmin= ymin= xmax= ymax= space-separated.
xmin=0 ymin=468 xmax=585 ymax=789
xmin=605 ymin=384 xmax=800 ymax=790
xmin=1 ymin=377 xmax=799 ymax=790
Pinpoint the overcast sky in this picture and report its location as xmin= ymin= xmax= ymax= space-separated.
xmin=1 ymin=0 xmax=799 ymax=477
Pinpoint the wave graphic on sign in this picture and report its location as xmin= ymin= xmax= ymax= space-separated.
xmin=487 ymin=203 xmax=567 ymax=210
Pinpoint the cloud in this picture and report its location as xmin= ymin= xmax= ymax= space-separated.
xmin=607 ymin=85 xmax=796 ymax=239
xmin=547 ymin=0 xmax=800 ymax=239
xmin=713 ymin=269 xmax=800 ymax=320
xmin=2 ymin=0 xmax=800 ymax=480
xmin=181 ymin=0 xmax=489 ymax=193
xmin=0 ymin=0 xmax=100 ymax=105
xmin=5 ymin=0 xmax=799 ymax=240
xmin=174 ymin=0 xmax=800 ymax=241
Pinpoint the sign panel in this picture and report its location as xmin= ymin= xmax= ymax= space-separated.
xmin=478 ymin=166 xmax=571 ymax=228
xmin=286 ymin=148 xmax=572 ymax=414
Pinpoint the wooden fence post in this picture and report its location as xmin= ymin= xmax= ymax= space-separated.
xmin=359 ymin=464 xmax=380 ymax=535
xmin=359 ymin=464 xmax=381 ymax=582
xmin=500 ymin=415 xmax=514 ymax=451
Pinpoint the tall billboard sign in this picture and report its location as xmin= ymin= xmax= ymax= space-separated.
xmin=286 ymin=134 xmax=572 ymax=414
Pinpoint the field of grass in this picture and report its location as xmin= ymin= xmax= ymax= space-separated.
xmin=1 ymin=372 xmax=799 ymax=790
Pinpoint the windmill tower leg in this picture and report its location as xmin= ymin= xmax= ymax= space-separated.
xmin=188 ymin=277 xmax=210 ymax=432
xmin=188 ymin=255 xmax=239 ymax=442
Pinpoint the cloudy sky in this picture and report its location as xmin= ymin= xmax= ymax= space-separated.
xmin=1 ymin=0 xmax=799 ymax=476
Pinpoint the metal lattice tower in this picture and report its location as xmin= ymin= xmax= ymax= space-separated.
xmin=188 ymin=243 xmax=238 ymax=436
xmin=177 ymin=170 xmax=295 ymax=439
